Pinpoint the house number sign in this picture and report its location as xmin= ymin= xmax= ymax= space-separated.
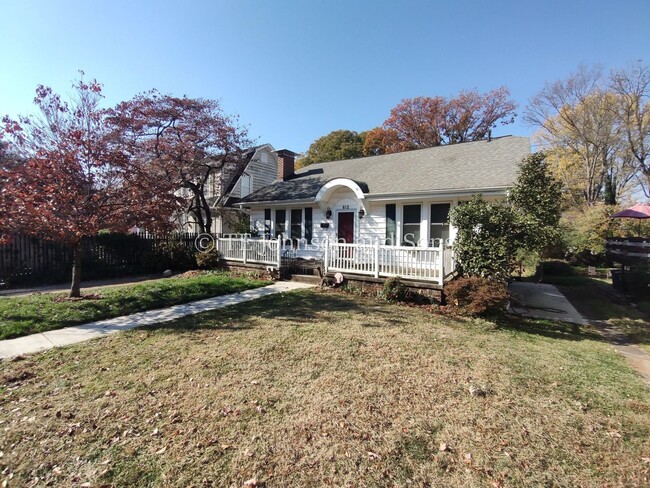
xmin=342 ymin=205 xmax=350 ymax=209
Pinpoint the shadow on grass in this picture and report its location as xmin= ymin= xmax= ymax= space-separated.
xmin=144 ymin=288 xmax=615 ymax=345
xmin=141 ymin=290 xmax=377 ymax=333
xmin=518 ymin=271 xmax=650 ymax=349
xmin=494 ymin=312 xmax=605 ymax=343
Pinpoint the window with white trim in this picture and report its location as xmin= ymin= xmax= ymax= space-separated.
xmin=402 ymin=204 xmax=421 ymax=246
xmin=430 ymin=203 xmax=450 ymax=246
xmin=263 ymin=209 xmax=271 ymax=239
xmin=275 ymin=209 xmax=286 ymax=238
xmin=386 ymin=204 xmax=396 ymax=245
xmin=291 ymin=208 xmax=302 ymax=244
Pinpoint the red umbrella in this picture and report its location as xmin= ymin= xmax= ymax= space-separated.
xmin=611 ymin=203 xmax=650 ymax=219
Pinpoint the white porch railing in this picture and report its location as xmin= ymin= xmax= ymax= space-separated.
xmin=214 ymin=236 xmax=451 ymax=284
xmin=325 ymin=240 xmax=448 ymax=285
xmin=214 ymin=237 xmax=281 ymax=266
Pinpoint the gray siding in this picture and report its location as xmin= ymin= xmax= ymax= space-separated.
xmin=231 ymin=147 xmax=278 ymax=198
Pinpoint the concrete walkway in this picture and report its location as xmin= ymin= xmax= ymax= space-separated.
xmin=0 ymin=281 xmax=314 ymax=360
xmin=509 ymin=281 xmax=650 ymax=386
xmin=596 ymin=323 xmax=650 ymax=385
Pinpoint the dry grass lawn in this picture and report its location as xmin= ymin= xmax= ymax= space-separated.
xmin=1 ymin=289 xmax=649 ymax=487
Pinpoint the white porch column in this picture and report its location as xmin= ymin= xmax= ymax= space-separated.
xmin=324 ymin=237 xmax=329 ymax=273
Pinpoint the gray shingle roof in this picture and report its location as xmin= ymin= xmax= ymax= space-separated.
xmin=240 ymin=136 xmax=530 ymax=204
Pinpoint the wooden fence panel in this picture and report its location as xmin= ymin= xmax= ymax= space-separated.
xmin=0 ymin=232 xmax=207 ymax=288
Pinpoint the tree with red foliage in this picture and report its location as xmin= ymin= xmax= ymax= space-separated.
xmin=363 ymin=87 xmax=517 ymax=155
xmin=0 ymin=75 xmax=179 ymax=297
xmin=107 ymin=92 xmax=251 ymax=234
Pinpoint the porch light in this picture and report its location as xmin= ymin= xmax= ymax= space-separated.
xmin=358 ymin=208 xmax=365 ymax=219
xmin=325 ymin=208 xmax=332 ymax=219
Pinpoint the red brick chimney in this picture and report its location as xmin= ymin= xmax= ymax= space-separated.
xmin=275 ymin=149 xmax=297 ymax=181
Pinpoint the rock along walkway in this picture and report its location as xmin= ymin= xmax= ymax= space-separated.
xmin=0 ymin=281 xmax=314 ymax=360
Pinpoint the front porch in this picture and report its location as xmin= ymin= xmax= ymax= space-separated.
xmin=212 ymin=236 xmax=454 ymax=286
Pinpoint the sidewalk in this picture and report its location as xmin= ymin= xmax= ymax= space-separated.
xmin=0 ymin=281 xmax=314 ymax=359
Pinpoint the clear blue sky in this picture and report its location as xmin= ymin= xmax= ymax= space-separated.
xmin=1 ymin=0 xmax=648 ymax=153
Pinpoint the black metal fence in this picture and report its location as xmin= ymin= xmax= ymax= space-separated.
xmin=0 ymin=232 xmax=204 ymax=288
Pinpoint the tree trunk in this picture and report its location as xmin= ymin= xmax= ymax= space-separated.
xmin=70 ymin=241 xmax=82 ymax=298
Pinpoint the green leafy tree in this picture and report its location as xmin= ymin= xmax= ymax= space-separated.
xmin=296 ymin=130 xmax=366 ymax=168
xmin=451 ymin=153 xmax=563 ymax=280
xmin=508 ymin=152 xmax=562 ymax=253
xmin=561 ymin=203 xmax=650 ymax=264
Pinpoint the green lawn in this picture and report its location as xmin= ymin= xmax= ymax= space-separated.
xmin=1 ymin=289 xmax=648 ymax=487
xmin=0 ymin=273 xmax=269 ymax=340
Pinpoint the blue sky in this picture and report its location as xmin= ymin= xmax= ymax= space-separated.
xmin=1 ymin=0 xmax=649 ymax=153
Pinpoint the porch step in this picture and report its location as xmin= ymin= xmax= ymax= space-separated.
xmin=289 ymin=275 xmax=321 ymax=285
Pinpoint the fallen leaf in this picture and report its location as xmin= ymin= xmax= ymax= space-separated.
xmin=464 ymin=453 xmax=473 ymax=464
xmin=243 ymin=477 xmax=258 ymax=487
xmin=155 ymin=446 xmax=167 ymax=455
xmin=439 ymin=442 xmax=448 ymax=452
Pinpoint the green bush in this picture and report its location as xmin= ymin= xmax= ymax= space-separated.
xmin=444 ymin=276 xmax=510 ymax=316
xmin=195 ymin=248 xmax=221 ymax=269
xmin=538 ymin=260 xmax=575 ymax=277
xmin=143 ymin=239 xmax=196 ymax=272
xmin=449 ymin=195 xmax=521 ymax=281
xmin=382 ymin=277 xmax=409 ymax=302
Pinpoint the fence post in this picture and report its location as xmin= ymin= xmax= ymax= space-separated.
xmin=439 ymin=243 xmax=444 ymax=286
xmin=374 ymin=239 xmax=380 ymax=278
xmin=276 ymin=236 xmax=282 ymax=267
xmin=324 ymin=237 xmax=329 ymax=274
xmin=243 ymin=236 xmax=248 ymax=264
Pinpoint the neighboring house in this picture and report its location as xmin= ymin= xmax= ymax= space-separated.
xmin=239 ymin=136 xmax=531 ymax=259
xmin=179 ymin=144 xmax=282 ymax=234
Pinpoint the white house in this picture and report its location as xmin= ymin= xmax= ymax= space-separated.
xmin=242 ymin=135 xmax=529 ymax=243
xmin=225 ymin=136 xmax=530 ymax=285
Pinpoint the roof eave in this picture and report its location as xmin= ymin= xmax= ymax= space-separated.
xmin=364 ymin=186 xmax=511 ymax=201
xmin=237 ymin=197 xmax=316 ymax=208
xmin=238 ymin=186 xmax=510 ymax=207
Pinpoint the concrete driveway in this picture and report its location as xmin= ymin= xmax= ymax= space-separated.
xmin=508 ymin=281 xmax=586 ymax=325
